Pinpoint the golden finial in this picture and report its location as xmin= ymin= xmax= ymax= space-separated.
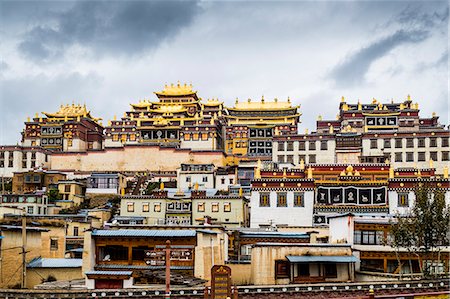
xmin=305 ymin=128 xmax=309 ymax=134
xmin=444 ymin=166 xmax=448 ymax=179
xmin=283 ymin=168 xmax=287 ymax=177
xmin=317 ymin=115 xmax=322 ymax=121
xmin=407 ymin=94 xmax=411 ymax=101
xmin=177 ymin=81 xmax=180 ymax=87
xmin=389 ymin=166 xmax=394 ymax=179
xmin=64 ymin=115 xmax=68 ymax=122
xmin=27 ymin=116 xmax=30 ymax=122
xmin=274 ymin=98 xmax=278 ymax=102
xmin=238 ymin=187 xmax=243 ymax=196
xmin=341 ymin=96 xmax=345 ymax=102
xmin=160 ymin=181 xmax=164 ymax=190
xmin=247 ymin=98 xmax=251 ymax=103
xmin=274 ymin=127 xmax=279 ymax=136
xmin=417 ymin=169 xmax=422 ymax=178
xmin=307 ymin=166 xmax=313 ymax=179
xmin=113 ymin=115 xmax=117 ymax=121
xmin=429 ymin=159 xmax=434 ymax=169
xmin=358 ymin=100 xmax=362 ymax=110
xmin=108 ymin=120 xmax=112 ymax=126
xmin=336 ymin=114 xmax=340 ymax=120
xmin=287 ymin=96 xmax=291 ymax=103
xmin=432 ymin=112 xmax=436 ymax=117
xmin=372 ymin=98 xmax=377 ymax=104
xmin=194 ymin=182 xmax=199 ymax=191
xmin=35 ymin=112 xmax=39 ymax=118
xmin=342 ymin=103 xmax=349 ymax=111
xmin=329 ymin=125 xmax=334 ymax=134
xmin=299 ymin=158 xmax=305 ymax=170
xmin=235 ymin=97 xmax=239 ymax=105
xmin=261 ymin=95 xmax=264 ymax=103
xmin=76 ymin=115 xmax=81 ymax=122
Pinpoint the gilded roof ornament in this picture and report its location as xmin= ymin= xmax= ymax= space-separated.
xmin=341 ymin=96 xmax=345 ymax=102
xmin=154 ymin=82 xmax=196 ymax=96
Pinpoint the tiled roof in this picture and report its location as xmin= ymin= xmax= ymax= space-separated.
xmin=96 ymin=264 xmax=193 ymax=270
xmin=92 ymin=229 xmax=196 ymax=238
xmin=286 ymin=255 xmax=359 ymax=263
xmin=85 ymin=270 xmax=132 ymax=276
xmin=28 ymin=258 xmax=82 ymax=268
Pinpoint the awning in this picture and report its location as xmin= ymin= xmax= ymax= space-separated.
xmin=286 ymin=255 xmax=359 ymax=263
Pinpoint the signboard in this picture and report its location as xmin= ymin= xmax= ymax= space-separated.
xmin=144 ymin=248 xmax=193 ymax=266
xmin=211 ymin=265 xmax=231 ymax=299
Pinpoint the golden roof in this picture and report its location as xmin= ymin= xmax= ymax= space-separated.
xmin=228 ymin=98 xmax=298 ymax=111
xmin=42 ymin=103 xmax=100 ymax=120
xmin=149 ymin=105 xmax=187 ymax=114
xmin=203 ymin=99 xmax=223 ymax=106
xmin=154 ymin=82 xmax=196 ymax=96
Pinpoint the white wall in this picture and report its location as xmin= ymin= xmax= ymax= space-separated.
xmin=328 ymin=216 xmax=354 ymax=244
xmin=250 ymin=190 xmax=314 ymax=228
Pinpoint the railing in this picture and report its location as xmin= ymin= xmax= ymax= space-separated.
xmin=0 ymin=278 xmax=448 ymax=298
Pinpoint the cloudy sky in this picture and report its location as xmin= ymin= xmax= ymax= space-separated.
xmin=0 ymin=0 xmax=448 ymax=145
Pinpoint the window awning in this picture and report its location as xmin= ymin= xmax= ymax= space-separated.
xmin=286 ymin=255 xmax=359 ymax=263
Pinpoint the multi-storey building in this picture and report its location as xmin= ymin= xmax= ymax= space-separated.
xmin=0 ymin=193 xmax=50 ymax=215
xmin=120 ymin=188 xmax=248 ymax=228
xmin=22 ymin=103 xmax=104 ymax=152
xmin=12 ymin=169 xmax=66 ymax=193
xmin=274 ymin=96 xmax=450 ymax=173
xmin=104 ymin=83 xmax=224 ymax=151
xmin=250 ymin=161 xmax=450 ymax=228
xmin=0 ymin=145 xmax=51 ymax=178
xmin=224 ymin=97 xmax=301 ymax=161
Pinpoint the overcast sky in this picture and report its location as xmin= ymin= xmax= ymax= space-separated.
xmin=0 ymin=0 xmax=448 ymax=145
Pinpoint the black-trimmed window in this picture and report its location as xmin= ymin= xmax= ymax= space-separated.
xmin=398 ymin=193 xmax=409 ymax=207
xmin=277 ymin=192 xmax=287 ymax=207
xmin=384 ymin=139 xmax=391 ymax=148
xmin=293 ymin=192 xmax=304 ymax=207
xmin=430 ymin=137 xmax=437 ymax=147
xmin=418 ymin=138 xmax=425 ymax=147
xmin=370 ymin=139 xmax=377 ymax=149
xmin=406 ymin=138 xmax=414 ymax=147
xmin=395 ymin=152 xmax=402 ymax=162
xmin=406 ymin=152 xmax=414 ymax=162
xmin=260 ymin=193 xmax=270 ymax=207
xmin=418 ymin=152 xmax=425 ymax=161
xmin=442 ymin=138 xmax=449 ymax=147
xmin=275 ymin=260 xmax=290 ymax=279
xmin=298 ymin=141 xmax=305 ymax=150
xmin=354 ymin=230 xmax=384 ymax=245
xmin=395 ymin=139 xmax=403 ymax=148
xmin=321 ymin=140 xmax=328 ymax=150
xmin=309 ymin=141 xmax=316 ymax=150
xmin=309 ymin=154 xmax=316 ymax=164
xmin=430 ymin=151 xmax=437 ymax=161
xmin=278 ymin=142 xmax=285 ymax=151
xmin=442 ymin=151 xmax=449 ymax=161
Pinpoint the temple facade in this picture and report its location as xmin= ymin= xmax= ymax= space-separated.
xmin=22 ymin=104 xmax=104 ymax=152
xmin=224 ymin=97 xmax=301 ymax=161
xmin=104 ymin=83 xmax=224 ymax=151
xmin=274 ymin=95 xmax=450 ymax=173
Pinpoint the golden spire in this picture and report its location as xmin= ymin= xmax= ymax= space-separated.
xmin=307 ymin=166 xmax=313 ymax=179
xmin=283 ymin=168 xmax=287 ymax=177
xmin=160 ymin=181 xmax=164 ymax=190
xmin=194 ymin=182 xmax=199 ymax=191
xmin=329 ymin=125 xmax=334 ymax=134
xmin=317 ymin=115 xmax=322 ymax=121
xmin=113 ymin=115 xmax=117 ymax=121
xmin=261 ymin=95 xmax=264 ymax=103
xmin=358 ymin=100 xmax=362 ymax=110
xmin=444 ymin=166 xmax=449 ymax=179
xmin=341 ymin=96 xmax=345 ymax=102
xmin=407 ymin=94 xmax=411 ymax=101
xmin=238 ymin=187 xmax=243 ymax=197
xmin=305 ymin=128 xmax=309 ymax=135
xmin=299 ymin=158 xmax=305 ymax=170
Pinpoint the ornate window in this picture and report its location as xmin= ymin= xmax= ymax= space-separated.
xmin=224 ymin=202 xmax=231 ymax=212
xmin=398 ymin=193 xmax=409 ymax=207
xmin=259 ymin=193 xmax=270 ymax=207
xmin=294 ymin=192 xmax=304 ymax=207
xmin=275 ymin=260 xmax=290 ymax=279
xmin=277 ymin=192 xmax=287 ymax=207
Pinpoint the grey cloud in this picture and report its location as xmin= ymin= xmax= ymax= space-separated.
xmin=0 ymin=72 xmax=102 ymax=144
xmin=17 ymin=1 xmax=201 ymax=62
xmin=329 ymin=30 xmax=429 ymax=87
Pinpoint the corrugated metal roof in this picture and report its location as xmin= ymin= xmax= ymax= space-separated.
xmin=28 ymin=258 xmax=82 ymax=268
xmin=85 ymin=271 xmax=132 ymax=276
xmin=286 ymin=255 xmax=359 ymax=263
xmin=92 ymin=229 xmax=196 ymax=238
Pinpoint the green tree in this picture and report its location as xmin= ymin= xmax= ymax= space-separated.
xmin=390 ymin=185 xmax=450 ymax=278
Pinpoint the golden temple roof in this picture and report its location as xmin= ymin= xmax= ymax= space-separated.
xmin=42 ymin=103 xmax=100 ymax=120
xmin=154 ymin=82 xmax=197 ymax=96
xmin=228 ymin=98 xmax=298 ymax=111
xmin=203 ymin=99 xmax=223 ymax=106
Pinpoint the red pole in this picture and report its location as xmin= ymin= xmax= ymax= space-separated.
xmin=165 ymin=240 xmax=171 ymax=299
